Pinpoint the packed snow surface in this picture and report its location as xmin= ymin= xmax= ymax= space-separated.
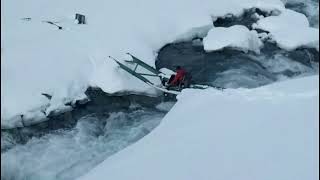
xmin=203 ymin=25 xmax=263 ymax=53
xmin=78 ymin=75 xmax=319 ymax=180
xmin=253 ymin=9 xmax=319 ymax=51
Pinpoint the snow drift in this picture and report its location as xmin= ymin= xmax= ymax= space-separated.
xmin=78 ymin=75 xmax=319 ymax=180
xmin=253 ymin=9 xmax=319 ymax=51
xmin=203 ymin=25 xmax=263 ymax=53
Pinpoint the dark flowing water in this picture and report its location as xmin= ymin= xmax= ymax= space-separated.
xmin=156 ymin=41 xmax=318 ymax=88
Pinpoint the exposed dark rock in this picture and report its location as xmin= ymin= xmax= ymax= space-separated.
xmin=75 ymin=13 xmax=86 ymax=24
xmin=285 ymin=2 xmax=307 ymax=15
xmin=213 ymin=8 xmax=265 ymax=29
xmin=288 ymin=47 xmax=319 ymax=65
xmin=41 ymin=93 xmax=52 ymax=100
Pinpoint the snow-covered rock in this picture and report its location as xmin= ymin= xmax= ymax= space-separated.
xmin=253 ymin=9 xmax=319 ymax=51
xmin=203 ymin=25 xmax=263 ymax=53
xmin=78 ymin=75 xmax=319 ymax=180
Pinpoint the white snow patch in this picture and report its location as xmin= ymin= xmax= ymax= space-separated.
xmin=175 ymin=25 xmax=213 ymax=42
xmin=22 ymin=111 xmax=48 ymax=126
xmin=155 ymin=101 xmax=176 ymax=112
xmin=203 ymin=25 xmax=263 ymax=54
xmin=159 ymin=68 xmax=175 ymax=79
xmin=253 ymin=9 xmax=319 ymax=51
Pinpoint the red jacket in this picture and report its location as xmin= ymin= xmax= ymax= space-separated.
xmin=170 ymin=69 xmax=186 ymax=85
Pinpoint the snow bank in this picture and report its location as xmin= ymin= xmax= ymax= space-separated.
xmin=253 ymin=9 xmax=319 ymax=51
xmin=282 ymin=0 xmax=319 ymax=28
xmin=1 ymin=0 xmax=286 ymax=127
xmin=203 ymin=25 xmax=263 ymax=53
xmin=78 ymin=75 xmax=319 ymax=180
